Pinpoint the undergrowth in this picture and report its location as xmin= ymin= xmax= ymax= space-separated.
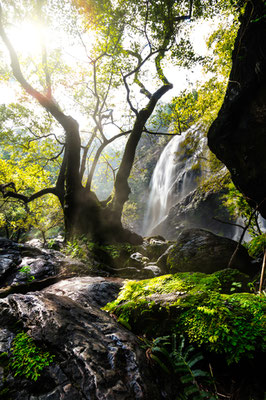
xmin=64 ymin=236 xmax=134 ymax=261
xmin=142 ymin=334 xmax=217 ymax=400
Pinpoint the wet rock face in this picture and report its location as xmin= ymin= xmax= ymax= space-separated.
xmin=0 ymin=292 xmax=163 ymax=400
xmin=208 ymin=0 xmax=266 ymax=217
xmin=167 ymin=228 xmax=252 ymax=275
xmin=42 ymin=276 xmax=123 ymax=308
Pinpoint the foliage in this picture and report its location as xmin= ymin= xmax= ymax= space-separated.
xmin=104 ymin=271 xmax=266 ymax=364
xmin=9 ymin=332 xmax=55 ymax=381
xmin=222 ymin=181 xmax=263 ymax=239
xmin=0 ymin=103 xmax=64 ymax=240
xmin=18 ymin=265 xmax=35 ymax=283
xmin=247 ymin=233 xmax=266 ymax=258
xmin=64 ymin=236 xmax=134 ymax=263
xmin=143 ymin=334 xmax=217 ymax=400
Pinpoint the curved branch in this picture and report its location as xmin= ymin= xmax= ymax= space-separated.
xmin=121 ymin=71 xmax=138 ymax=116
xmin=0 ymin=184 xmax=58 ymax=204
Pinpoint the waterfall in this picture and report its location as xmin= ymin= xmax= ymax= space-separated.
xmin=143 ymin=124 xmax=205 ymax=236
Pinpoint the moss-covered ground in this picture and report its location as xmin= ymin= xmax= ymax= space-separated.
xmin=104 ymin=269 xmax=266 ymax=364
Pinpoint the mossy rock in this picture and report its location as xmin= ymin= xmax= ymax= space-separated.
xmin=104 ymin=269 xmax=266 ymax=364
xmin=167 ymin=228 xmax=252 ymax=275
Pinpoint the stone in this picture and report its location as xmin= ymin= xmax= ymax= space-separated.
xmin=43 ymin=276 xmax=124 ymax=308
xmin=140 ymin=238 xmax=169 ymax=261
xmin=11 ymin=257 xmax=58 ymax=286
xmin=208 ymin=0 xmax=266 ymax=217
xmin=0 ymin=292 xmax=164 ymax=400
xmin=143 ymin=265 xmax=161 ymax=277
xmin=0 ymin=238 xmax=64 ymax=289
xmin=155 ymin=186 xmax=237 ymax=240
xmin=167 ymin=228 xmax=252 ymax=275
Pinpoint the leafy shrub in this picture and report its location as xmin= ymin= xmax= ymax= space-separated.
xmin=10 ymin=332 xmax=55 ymax=381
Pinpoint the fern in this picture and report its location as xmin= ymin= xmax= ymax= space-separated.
xmin=147 ymin=335 xmax=217 ymax=400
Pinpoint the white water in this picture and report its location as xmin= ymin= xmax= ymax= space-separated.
xmin=143 ymin=125 xmax=205 ymax=235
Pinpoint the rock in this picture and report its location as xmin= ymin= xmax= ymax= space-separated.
xmin=208 ymin=0 xmax=266 ymax=217
xmin=142 ymin=265 xmax=161 ymax=277
xmin=25 ymin=239 xmax=44 ymax=249
xmin=155 ymin=186 xmax=237 ymax=240
xmin=11 ymin=257 xmax=58 ymax=286
xmin=0 ymin=255 xmax=18 ymax=279
xmin=0 ymin=238 xmax=64 ymax=289
xmin=43 ymin=276 xmax=124 ymax=308
xmin=0 ymin=237 xmax=19 ymax=250
xmin=166 ymin=228 xmax=252 ymax=274
xmin=104 ymin=270 xmax=266 ymax=371
xmin=141 ymin=238 xmax=169 ymax=261
xmin=156 ymin=245 xmax=174 ymax=273
xmin=0 ymin=292 xmax=164 ymax=400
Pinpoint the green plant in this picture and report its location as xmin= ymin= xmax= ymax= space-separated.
xmin=18 ymin=265 xmax=35 ymax=283
xmin=143 ymin=334 xmax=217 ymax=400
xmin=104 ymin=272 xmax=266 ymax=364
xmin=47 ymin=239 xmax=56 ymax=249
xmin=64 ymin=239 xmax=88 ymax=260
xmin=247 ymin=233 xmax=266 ymax=258
xmin=10 ymin=332 xmax=55 ymax=381
xmin=230 ymin=281 xmax=242 ymax=293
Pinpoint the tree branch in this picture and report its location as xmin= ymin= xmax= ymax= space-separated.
xmin=85 ymin=130 xmax=130 ymax=190
xmin=0 ymin=184 xmax=57 ymax=204
xmin=144 ymin=128 xmax=180 ymax=136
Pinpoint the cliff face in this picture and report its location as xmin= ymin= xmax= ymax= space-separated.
xmin=208 ymin=0 xmax=266 ymax=217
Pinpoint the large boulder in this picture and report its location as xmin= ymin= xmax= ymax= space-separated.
xmin=166 ymin=228 xmax=252 ymax=274
xmin=0 ymin=291 xmax=166 ymax=400
xmin=104 ymin=271 xmax=266 ymax=400
xmin=208 ymin=0 xmax=266 ymax=217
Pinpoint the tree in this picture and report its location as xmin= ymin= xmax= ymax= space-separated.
xmin=0 ymin=0 xmax=236 ymax=243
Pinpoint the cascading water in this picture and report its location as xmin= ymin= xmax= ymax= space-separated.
xmin=143 ymin=124 xmax=205 ymax=236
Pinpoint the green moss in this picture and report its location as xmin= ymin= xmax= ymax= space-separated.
xmin=104 ymin=270 xmax=266 ymax=364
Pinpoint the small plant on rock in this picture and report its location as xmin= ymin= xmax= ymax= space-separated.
xmin=10 ymin=332 xmax=55 ymax=381
xmin=18 ymin=265 xmax=35 ymax=283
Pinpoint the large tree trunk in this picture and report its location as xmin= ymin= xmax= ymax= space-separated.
xmin=207 ymin=0 xmax=266 ymax=216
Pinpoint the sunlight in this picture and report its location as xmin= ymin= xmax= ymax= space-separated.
xmin=9 ymin=20 xmax=49 ymax=56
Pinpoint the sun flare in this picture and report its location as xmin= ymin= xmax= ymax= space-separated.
xmin=9 ymin=20 xmax=49 ymax=57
